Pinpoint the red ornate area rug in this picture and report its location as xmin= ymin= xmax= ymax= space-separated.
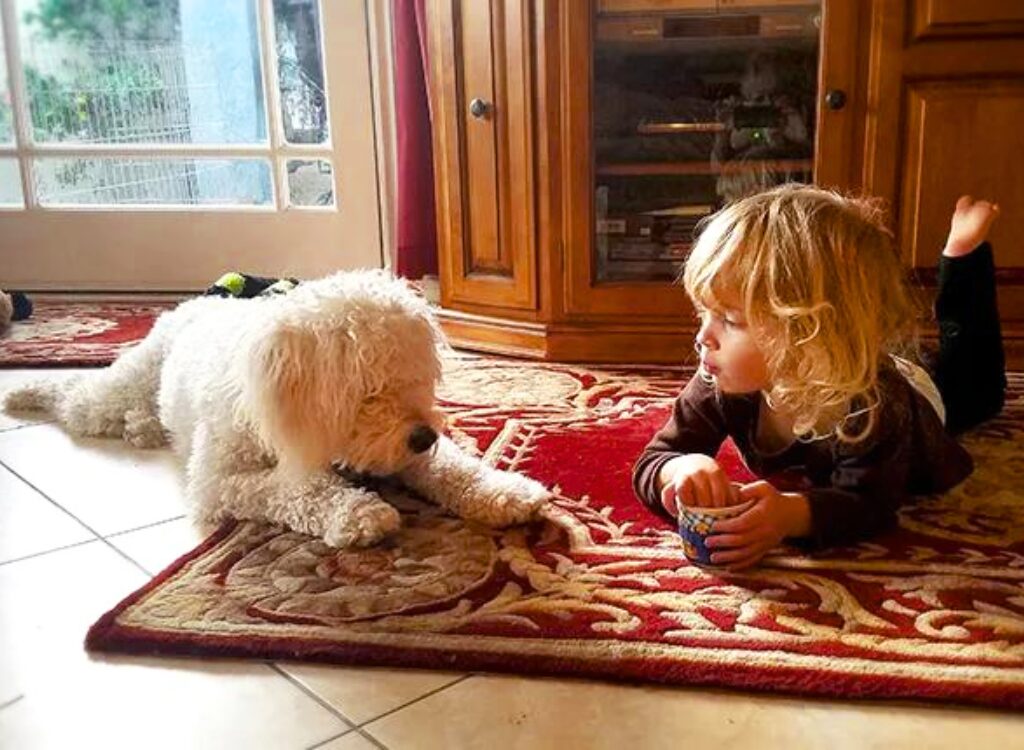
xmin=0 ymin=300 xmax=176 ymax=368
xmin=86 ymin=355 xmax=1024 ymax=709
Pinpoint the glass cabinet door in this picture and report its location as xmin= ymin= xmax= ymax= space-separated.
xmin=593 ymin=1 xmax=822 ymax=282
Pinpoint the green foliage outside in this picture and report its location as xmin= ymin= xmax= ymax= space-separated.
xmin=18 ymin=0 xmax=179 ymax=142
xmin=24 ymin=0 xmax=169 ymax=45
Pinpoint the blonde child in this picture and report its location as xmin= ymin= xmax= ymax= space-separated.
xmin=632 ymin=185 xmax=1005 ymax=569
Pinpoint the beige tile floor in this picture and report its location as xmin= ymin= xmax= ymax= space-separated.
xmin=2 ymin=367 xmax=1024 ymax=750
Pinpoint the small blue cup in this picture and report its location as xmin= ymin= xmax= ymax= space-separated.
xmin=678 ymin=501 xmax=752 ymax=567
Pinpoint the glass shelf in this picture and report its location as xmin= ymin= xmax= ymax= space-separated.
xmin=593 ymin=1 xmax=822 ymax=282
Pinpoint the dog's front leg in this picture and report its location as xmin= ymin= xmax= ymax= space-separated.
xmin=398 ymin=435 xmax=548 ymax=527
xmin=263 ymin=471 xmax=401 ymax=548
xmin=186 ymin=434 xmax=400 ymax=548
xmin=204 ymin=470 xmax=400 ymax=548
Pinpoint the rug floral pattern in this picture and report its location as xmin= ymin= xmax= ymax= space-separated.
xmin=88 ymin=354 xmax=1024 ymax=708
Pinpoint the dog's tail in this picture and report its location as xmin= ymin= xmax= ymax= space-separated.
xmin=4 ymin=368 xmax=155 ymax=444
xmin=2 ymin=375 xmax=79 ymax=413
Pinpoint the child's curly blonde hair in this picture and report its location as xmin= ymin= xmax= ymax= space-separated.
xmin=682 ymin=183 xmax=920 ymax=442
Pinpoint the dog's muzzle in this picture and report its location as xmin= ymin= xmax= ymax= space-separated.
xmin=407 ymin=425 xmax=438 ymax=454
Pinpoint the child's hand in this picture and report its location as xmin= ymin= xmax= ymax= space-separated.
xmin=704 ymin=481 xmax=811 ymax=569
xmin=944 ymin=195 xmax=1000 ymax=257
xmin=659 ymin=453 xmax=740 ymax=516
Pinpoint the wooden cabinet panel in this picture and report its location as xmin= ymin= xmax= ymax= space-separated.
xmin=911 ymin=0 xmax=1024 ymax=40
xmin=898 ymin=80 xmax=1024 ymax=356
xmin=427 ymin=0 xmax=537 ymax=312
xmin=899 ymin=81 xmax=1024 ymax=271
xmin=459 ymin=1 xmax=503 ymax=272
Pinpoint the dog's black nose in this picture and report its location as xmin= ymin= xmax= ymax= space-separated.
xmin=408 ymin=425 xmax=438 ymax=454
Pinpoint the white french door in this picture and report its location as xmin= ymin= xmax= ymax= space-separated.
xmin=0 ymin=0 xmax=383 ymax=290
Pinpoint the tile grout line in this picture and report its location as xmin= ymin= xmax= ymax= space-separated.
xmin=0 ymin=694 xmax=25 ymax=713
xmin=103 ymin=514 xmax=189 ymax=539
xmin=352 ymin=728 xmax=389 ymax=750
xmin=0 ymin=416 xmax=189 ymax=554
xmin=0 ymin=454 xmax=104 ymax=540
xmin=0 ymin=507 xmax=187 ymax=568
xmin=354 ymin=674 xmax=475 ymax=735
xmin=267 ymin=664 xmax=390 ymax=750
xmin=269 ymin=663 xmax=359 ymax=726
xmin=306 ymin=726 xmax=388 ymax=750
xmin=0 ymin=419 xmax=55 ymax=434
xmin=279 ymin=667 xmax=474 ymax=750
xmin=0 ymin=537 xmax=101 ymax=568
xmin=0 ymin=458 xmax=155 ymax=578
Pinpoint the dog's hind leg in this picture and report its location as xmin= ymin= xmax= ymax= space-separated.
xmin=185 ymin=426 xmax=401 ymax=547
xmin=86 ymin=316 xmax=171 ymax=446
xmin=3 ymin=315 xmax=170 ymax=446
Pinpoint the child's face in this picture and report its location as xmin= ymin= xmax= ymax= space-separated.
xmin=694 ymin=300 xmax=770 ymax=394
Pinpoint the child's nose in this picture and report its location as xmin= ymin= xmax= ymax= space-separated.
xmin=696 ymin=320 xmax=717 ymax=349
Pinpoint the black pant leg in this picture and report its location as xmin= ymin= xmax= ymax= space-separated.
xmin=932 ymin=242 xmax=1006 ymax=434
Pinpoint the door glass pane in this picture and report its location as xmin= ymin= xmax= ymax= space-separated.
xmin=1 ymin=14 xmax=12 ymax=143
xmin=285 ymin=158 xmax=333 ymax=206
xmin=17 ymin=0 xmax=267 ymax=144
xmin=272 ymin=0 xmax=328 ymax=144
xmin=0 ymin=158 xmax=24 ymax=206
xmin=594 ymin=1 xmax=821 ymax=281
xmin=34 ymin=157 xmax=272 ymax=206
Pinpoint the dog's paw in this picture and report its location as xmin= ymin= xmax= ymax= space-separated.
xmin=463 ymin=469 xmax=550 ymax=527
xmin=323 ymin=492 xmax=402 ymax=549
xmin=123 ymin=409 xmax=168 ymax=449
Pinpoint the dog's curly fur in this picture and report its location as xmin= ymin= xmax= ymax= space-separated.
xmin=2 ymin=270 xmax=549 ymax=547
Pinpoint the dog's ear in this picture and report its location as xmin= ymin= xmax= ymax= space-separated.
xmin=244 ymin=323 xmax=358 ymax=472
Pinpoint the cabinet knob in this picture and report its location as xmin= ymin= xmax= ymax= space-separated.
xmin=469 ymin=98 xmax=492 ymax=119
xmin=825 ymin=89 xmax=847 ymax=111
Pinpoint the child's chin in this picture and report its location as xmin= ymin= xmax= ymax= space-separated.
xmin=712 ymin=376 xmax=758 ymax=396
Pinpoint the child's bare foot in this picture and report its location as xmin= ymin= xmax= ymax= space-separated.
xmin=943 ymin=195 xmax=1000 ymax=258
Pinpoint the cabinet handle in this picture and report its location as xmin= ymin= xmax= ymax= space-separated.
xmin=825 ymin=89 xmax=847 ymax=111
xmin=469 ymin=98 xmax=492 ymax=119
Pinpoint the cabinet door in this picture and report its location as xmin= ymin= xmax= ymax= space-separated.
xmin=863 ymin=0 xmax=1024 ymax=363
xmin=562 ymin=0 xmax=860 ymax=318
xmin=427 ymin=0 xmax=537 ymax=312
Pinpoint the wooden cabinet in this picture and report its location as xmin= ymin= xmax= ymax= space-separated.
xmin=427 ymin=0 xmax=1023 ymax=366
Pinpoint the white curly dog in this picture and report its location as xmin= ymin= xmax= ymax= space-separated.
xmin=2 ymin=270 xmax=549 ymax=547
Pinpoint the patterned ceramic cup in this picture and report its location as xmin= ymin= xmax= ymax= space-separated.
xmin=677 ymin=499 xmax=754 ymax=567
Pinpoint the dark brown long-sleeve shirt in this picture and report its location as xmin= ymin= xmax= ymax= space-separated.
xmin=632 ymin=364 xmax=973 ymax=549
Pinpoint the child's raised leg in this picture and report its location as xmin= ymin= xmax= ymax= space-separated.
xmin=933 ymin=197 xmax=1006 ymax=433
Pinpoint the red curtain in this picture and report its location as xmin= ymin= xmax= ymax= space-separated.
xmin=392 ymin=0 xmax=438 ymax=279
